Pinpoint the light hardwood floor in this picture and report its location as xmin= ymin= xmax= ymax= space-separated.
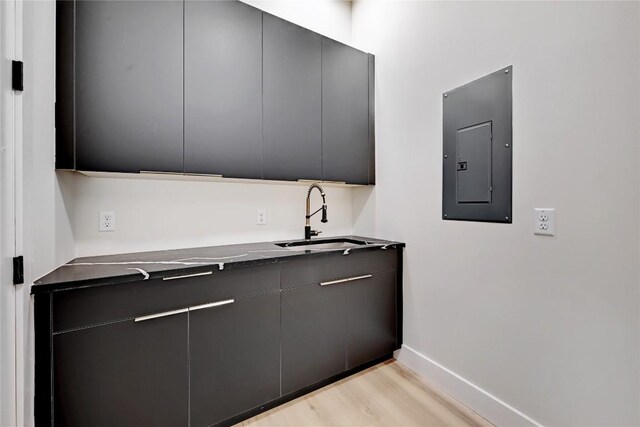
xmin=238 ymin=360 xmax=493 ymax=427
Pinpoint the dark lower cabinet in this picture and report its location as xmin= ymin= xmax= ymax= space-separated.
xmin=346 ymin=271 xmax=397 ymax=369
xmin=53 ymin=313 xmax=188 ymax=427
xmin=281 ymin=282 xmax=346 ymax=394
xmin=189 ymin=293 xmax=281 ymax=427
xmin=37 ymin=248 xmax=403 ymax=426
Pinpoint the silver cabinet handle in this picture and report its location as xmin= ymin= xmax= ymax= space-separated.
xmin=140 ymin=171 xmax=185 ymax=176
xmin=135 ymin=307 xmax=188 ymax=323
xmin=320 ymin=274 xmax=373 ymax=286
xmin=320 ymin=278 xmax=350 ymax=286
xmin=189 ymin=299 xmax=235 ymax=312
xmin=163 ymin=271 xmax=212 ymax=281
xmin=349 ymin=274 xmax=373 ymax=282
xmin=184 ymin=173 xmax=223 ymax=178
xmin=134 ymin=298 xmax=234 ymax=322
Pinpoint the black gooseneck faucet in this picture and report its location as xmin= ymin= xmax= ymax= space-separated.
xmin=305 ymin=183 xmax=328 ymax=240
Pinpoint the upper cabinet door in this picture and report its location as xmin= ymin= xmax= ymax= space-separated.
xmin=321 ymin=38 xmax=370 ymax=184
xmin=263 ymin=14 xmax=322 ymax=181
xmin=55 ymin=0 xmax=75 ymax=170
xmin=368 ymin=54 xmax=376 ymax=185
xmin=184 ymin=1 xmax=263 ymax=178
xmin=75 ymin=0 xmax=183 ymax=173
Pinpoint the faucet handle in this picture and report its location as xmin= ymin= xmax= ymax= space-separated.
xmin=311 ymin=230 xmax=322 ymax=237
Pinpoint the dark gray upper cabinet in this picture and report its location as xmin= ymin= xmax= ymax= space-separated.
xmin=55 ymin=0 xmax=75 ymax=169
xmin=321 ymin=38 xmax=370 ymax=184
xmin=368 ymin=54 xmax=376 ymax=184
xmin=53 ymin=314 xmax=189 ymax=427
xmin=56 ymin=0 xmax=375 ymax=183
xmin=281 ymin=282 xmax=346 ymax=394
xmin=262 ymin=14 xmax=322 ymax=181
xmin=74 ymin=0 xmax=184 ymax=173
xmin=190 ymin=293 xmax=281 ymax=427
xmin=184 ymin=1 xmax=263 ymax=178
xmin=346 ymin=270 xmax=397 ymax=369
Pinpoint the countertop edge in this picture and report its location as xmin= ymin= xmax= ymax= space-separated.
xmin=31 ymin=237 xmax=405 ymax=295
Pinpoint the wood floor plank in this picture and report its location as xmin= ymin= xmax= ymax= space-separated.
xmin=237 ymin=360 xmax=493 ymax=427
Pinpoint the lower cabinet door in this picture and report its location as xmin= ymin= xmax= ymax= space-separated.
xmin=189 ymin=293 xmax=281 ymax=427
xmin=346 ymin=270 xmax=397 ymax=368
xmin=281 ymin=282 xmax=346 ymax=394
xmin=53 ymin=313 xmax=188 ymax=427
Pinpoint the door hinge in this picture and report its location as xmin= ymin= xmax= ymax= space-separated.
xmin=12 ymin=60 xmax=23 ymax=92
xmin=13 ymin=256 xmax=24 ymax=285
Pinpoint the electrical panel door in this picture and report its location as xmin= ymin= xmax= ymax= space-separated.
xmin=443 ymin=66 xmax=512 ymax=223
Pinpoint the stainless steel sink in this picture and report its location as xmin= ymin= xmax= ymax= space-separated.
xmin=276 ymin=238 xmax=368 ymax=251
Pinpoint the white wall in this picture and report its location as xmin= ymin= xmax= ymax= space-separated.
xmin=70 ymin=175 xmax=354 ymax=256
xmin=23 ymin=2 xmax=75 ymax=290
xmin=351 ymin=1 xmax=640 ymax=426
xmin=0 ymin=1 xmax=18 ymax=425
xmin=242 ymin=0 xmax=352 ymax=44
xmin=21 ymin=1 xmax=76 ymax=425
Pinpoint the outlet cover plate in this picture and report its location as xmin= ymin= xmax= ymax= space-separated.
xmin=257 ymin=208 xmax=267 ymax=225
xmin=100 ymin=211 xmax=116 ymax=232
xmin=534 ymin=208 xmax=555 ymax=236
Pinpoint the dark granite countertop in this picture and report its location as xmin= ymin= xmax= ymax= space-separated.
xmin=32 ymin=236 xmax=404 ymax=294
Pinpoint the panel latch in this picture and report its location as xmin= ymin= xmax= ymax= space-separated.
xmin=13 ymin=256 xmax=24 ymax=285
xmin=12 ymin=60 xmax=23 ymax=92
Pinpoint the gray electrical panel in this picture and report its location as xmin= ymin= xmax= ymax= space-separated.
xmin=442 ymin=66 xmax=512 ymax=223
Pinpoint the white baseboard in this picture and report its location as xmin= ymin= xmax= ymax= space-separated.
xmin=394 ymin=344 xmax=543 ymax=427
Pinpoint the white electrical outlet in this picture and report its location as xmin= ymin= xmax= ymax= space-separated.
xmin=99 ymin=211 xmax=116 ymax=232
xmin=257 ymin=208 xmax=267 ymax=225
xmin=534 ymin=208 xmax=555 ymax=236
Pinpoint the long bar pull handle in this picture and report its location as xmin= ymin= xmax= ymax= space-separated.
xmin=134 ymin=299 xmax=234 ymax=322
xmin=348 ymin=274 xmax=374 ymax=282
xmin=189 ymin=299 xmax=235 ymax=312
xmin=135 ymin=308 xmax=188 ymax=323
xmin=163 ymin=271 xmax=212 ymax=281
xmin=320 ymin=274 xmax=373 ymax=286
xmin=320 ymin=278 xmax=350 ymax=286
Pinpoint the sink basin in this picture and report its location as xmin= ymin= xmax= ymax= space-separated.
xmin=276 ymin=238 xmax=368 ymax=251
